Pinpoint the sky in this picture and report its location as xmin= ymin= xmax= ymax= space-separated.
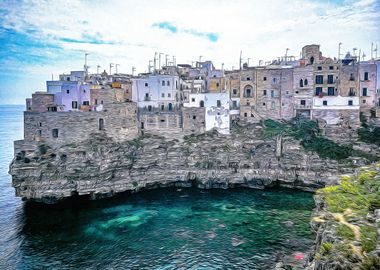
xmin=0 ymin=0 xmax=379 ymax=104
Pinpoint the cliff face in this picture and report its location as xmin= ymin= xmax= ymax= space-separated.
xmin=306 ymin=166 xmax=380 ymax=270
xmin=9 ymin=123 xmax=361 ymax=203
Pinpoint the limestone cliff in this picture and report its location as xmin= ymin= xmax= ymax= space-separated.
xmin=9 ymin=122 xmax=367 ymax=203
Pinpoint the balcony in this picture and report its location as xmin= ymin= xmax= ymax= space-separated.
xmin=144 ymin=96 xmax=151 ymax=101
xmin=294 ymin=104 xmax=311 ymax=109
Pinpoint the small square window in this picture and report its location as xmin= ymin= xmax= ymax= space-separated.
xmin=363 ymin=100 xmax=366 ymax=104
xmin=329 ymin=66 xmax=333 ymax=70
xmin=145 ymin=82 xmax=148 ymax=87
xmin=348 ymin=100 xmax=353 ymax=106
xmin=162 ymin=81 xmax=165 ymax=86
xmin=323 ymin=100 xmax=327 ymax=106
xmin=192 ymin=116 xmax=196 ymax=120
xmin=300 ymin=100 xmax=306 ymax=105
xmin=167 ymin=81 xmax=170 ymax=86
xmin=263 ymin=77 xmax=267 ymax=81
xmin=317 ymin=66 xmax=322 ymax=70
xmin=168 ymin=93 xmax=171 ymax=98
xmin=262 ymin=103 xmax=266 ymax=106
xmin=244 ymin=112 xmax=247 ymax=117
xmin=191 ymin=98 xmax=195 ymax=102
xmin=52 ymin=128 xmax=59 ymax=138
xmin=246 ymin=77 xmax=250 ymax=81
xmin=66 ymin=90 xmax=70 ymax=94
xmin=161 ymin=93 xmax=165 ymax=98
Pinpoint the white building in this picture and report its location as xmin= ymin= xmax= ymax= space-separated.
xmin=46 ymin=71 xmax=91 ymax=111
xmin=132 ymin=74 xmax=179 ymax=111
xmin=312 ymin=95 xmax=360 ymax=110
xmin=184 ymin=92 xmax=231 ymax=134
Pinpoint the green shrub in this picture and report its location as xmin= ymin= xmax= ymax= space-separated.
xmin=360 ymin=225 xmax=377 ymax=252
xmin=360 ymin=255 xmax=380 ymax=270
xmin=319 ymin=242 xmax=333 ymax=255
xmin=336 ymin=224 xmax=355 ymax=240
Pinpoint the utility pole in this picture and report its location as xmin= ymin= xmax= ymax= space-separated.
xmin=159 ymin=53 xmax=164 ymax=70
xmin=375 ymin=44 xmax=378 ymax=59
xmin=154 ymin=52 xmax=157 ymax=72
xmin=165 ymin=54 xmax=169 ymax=66
xmin=285 ymin=48 xmax=289 ymax=63
xmin=247 ymin=58 xmax=251 ymax=67
xmin=115 ymin=64 xmax=120 ymax=74
xmin=97 ymin=65 xmax=101 ymax=75
xmin=109 ymin=63 xmax=114 ymax=75
xmin=148 ymin=60 xmax=153 ymax=73
xmin=239 ymin=50 xmax=242 ymax=70
xmin=358 ymin=49 xmax=361 ymax=62
xmin=338 ymin=42 xmax=342 ymax=60
xmin=371 ymin=42 xmax=374 ymax=60
xmin=199 ymin=55 xmax=202 ymax=63
xmin=84 ymin=53 xmax=89 ymax=78
xmin=132 ymin=66 xmax=136 ymax=76
xmin=173 ymin=56 xmax=176 ymax=66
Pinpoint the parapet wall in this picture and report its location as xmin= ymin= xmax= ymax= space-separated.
xmin=23 ymin=102 xmax=138 ymax=147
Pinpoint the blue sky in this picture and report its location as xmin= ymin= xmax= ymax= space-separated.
xmin=0 ymin=0 xmax=379 ymax=104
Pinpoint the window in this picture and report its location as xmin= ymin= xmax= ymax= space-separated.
xmin=148 ymin=105 xmax=152 ymax=111
xmin=233 ymin=89 xmax=237 ymax=95
xmin=168 ymin=93 xmax=171 ymax=98
xmin=350 ymin=73 xmax=355 ymax=81
xmin=216 ymin=83 xmax=219 ymax=87
xmin=83 ymin=101 xmax=89 ymax=106
xmin=246 ymin=101 xmax=250 ymax=106
xmin=310 ymin=57 xmax=315 ymax=64
xmin=232 ymin=100 xmax=237 ymax=109
xmin=168 ymin=103 xmax=173 ymax=111
xmin=271 ymin=90 xmax=274 ymax=98
xmin=315 ymin=75 xmax=323 ymax=84
xmin=192 ymin=116 xmax=196 ymax=120
xmin=161 ymin=105 xmax=164 ymax=111
xmin=348 ymin=100 xmax=353 ymax=106
xmin=362 ymin=88 xmax=368 ymax=96
xmin=145 ymin=82 xmax=148 ymax=87
xmin=273 ymin=78 xmax=277 ymax=84
xmin=327 ymin=75 xmax=334 ymax=84
xmin=217 ymin=100 xmax=221 ymax=107
xmin=167 ymin=80 xmax=170 ymax=86
xmin=263 ymin=90 xmax=267 ymax=96
xmin=191 ymin=98 xmax=195 ymax=102
xmin=72 ymin=101 xmax=78 ymax=109
xmin=317 ymin=66 xmax=322 ymax=70
xmin=363 ymin=100 xmax=366 ymax=104
xmin=300 ymin=100 xmax=306 ymax=105
xmin=161 ymin=93 xmax=165 ymax=98
xmin=244 ymin=87 xmax=252 ymax=97
xmin=327 ymin=87 xmax=335 ymax=96
xmin=263 ymin=102 xmax=266 ymax=106
xmin=244 ymin=112 xmax=247 ymax=117
xmin=246 ymin=77 xmax=251 ymax=81
xmin=329 ymin=66 xmax=334 ymax=70
xmin=304 ymin=79 xmax=308 ymax=86
xmin=99 ymin=118 xmax=104 ymax=130
xmin=300 ymin=79 xmax=303 ymax=87
xmin=39 ymin=122 xmax=42 ymax=127
xmin=160 ymin=119 xmax=165 ymax=123
xmin=66 ymin=90 xmax=70 ymax=94
xmin=162 ymin=81 xmax=165 ymax=86
xmin=52 ymin=128 xmax=59 ymax=138
xmin=349 ymin=88 xmax=355 ymax=96
xmin=315 ymin=87 xmax=322 ymax=95
xmin=364 ymin=72 xmax=369 ymax=80
xmin=200 ymin=100 xmax=204 ymax=107
xmin=38 ymin=130 xmax=42 ymax=137
xmin=271 ymin=101 xmax=275 ymax=109
xmin=263 ymin=77 xmax=267 ymax=81
xmin=83 ymin=89 xmax=86 ymax=93
xmin=323 ymin=100 xmax=327 ymax=106
xmin=285 ymin=90 xmax=289 ymax=96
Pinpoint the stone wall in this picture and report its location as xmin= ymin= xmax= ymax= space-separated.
xmin=23 ymin=102 xmax=138 ymax=147
xmin=139 ymin=112 xmax=183 ymax=137
xmin=31 ymin=93 xmax=55 ymax=112
xmin=182 ymin=107 xmax=205 ymax=134
xmin=90 ymin=87 xmax=129 ymax=105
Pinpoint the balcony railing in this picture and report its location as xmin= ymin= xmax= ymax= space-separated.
xmin=294 ymin=104 xmax=312 ymax=109
xmin=144 ymin=97 xmax=151 ymax=101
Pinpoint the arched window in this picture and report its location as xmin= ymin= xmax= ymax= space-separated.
xmin=199 ymin=100 xmax=204 ymax=107
xmin=304 ymin=79 xmax=308 ymax=86
xmin=148 ymin=105 xmax=152 ymax=112
xmin=310 ymin=56 xmax=314 ymax=65
xmin=244 ymin=85 xmax=252 ymax=97
xmin=168 ymin=103 xmax=173 ymax=111
xmin=300 ymin=79 xmax=303 ymax=87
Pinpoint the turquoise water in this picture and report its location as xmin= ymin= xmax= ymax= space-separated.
xmin=0 ymin=105 xmax=315 ymax=269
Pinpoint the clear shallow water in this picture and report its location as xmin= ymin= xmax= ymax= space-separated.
xmin=0 ymin=105 xmax=315 ymax=269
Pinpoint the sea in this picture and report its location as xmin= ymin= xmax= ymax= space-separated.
xmin=0 ymin=105 xmax=315 ymax=269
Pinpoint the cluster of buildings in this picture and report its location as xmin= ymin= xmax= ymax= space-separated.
xmin=22 ymin=44 xmax=380 ymax=147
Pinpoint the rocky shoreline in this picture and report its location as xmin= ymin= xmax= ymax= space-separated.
xmin=9 ymin=122 xmax=362 ymax=204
